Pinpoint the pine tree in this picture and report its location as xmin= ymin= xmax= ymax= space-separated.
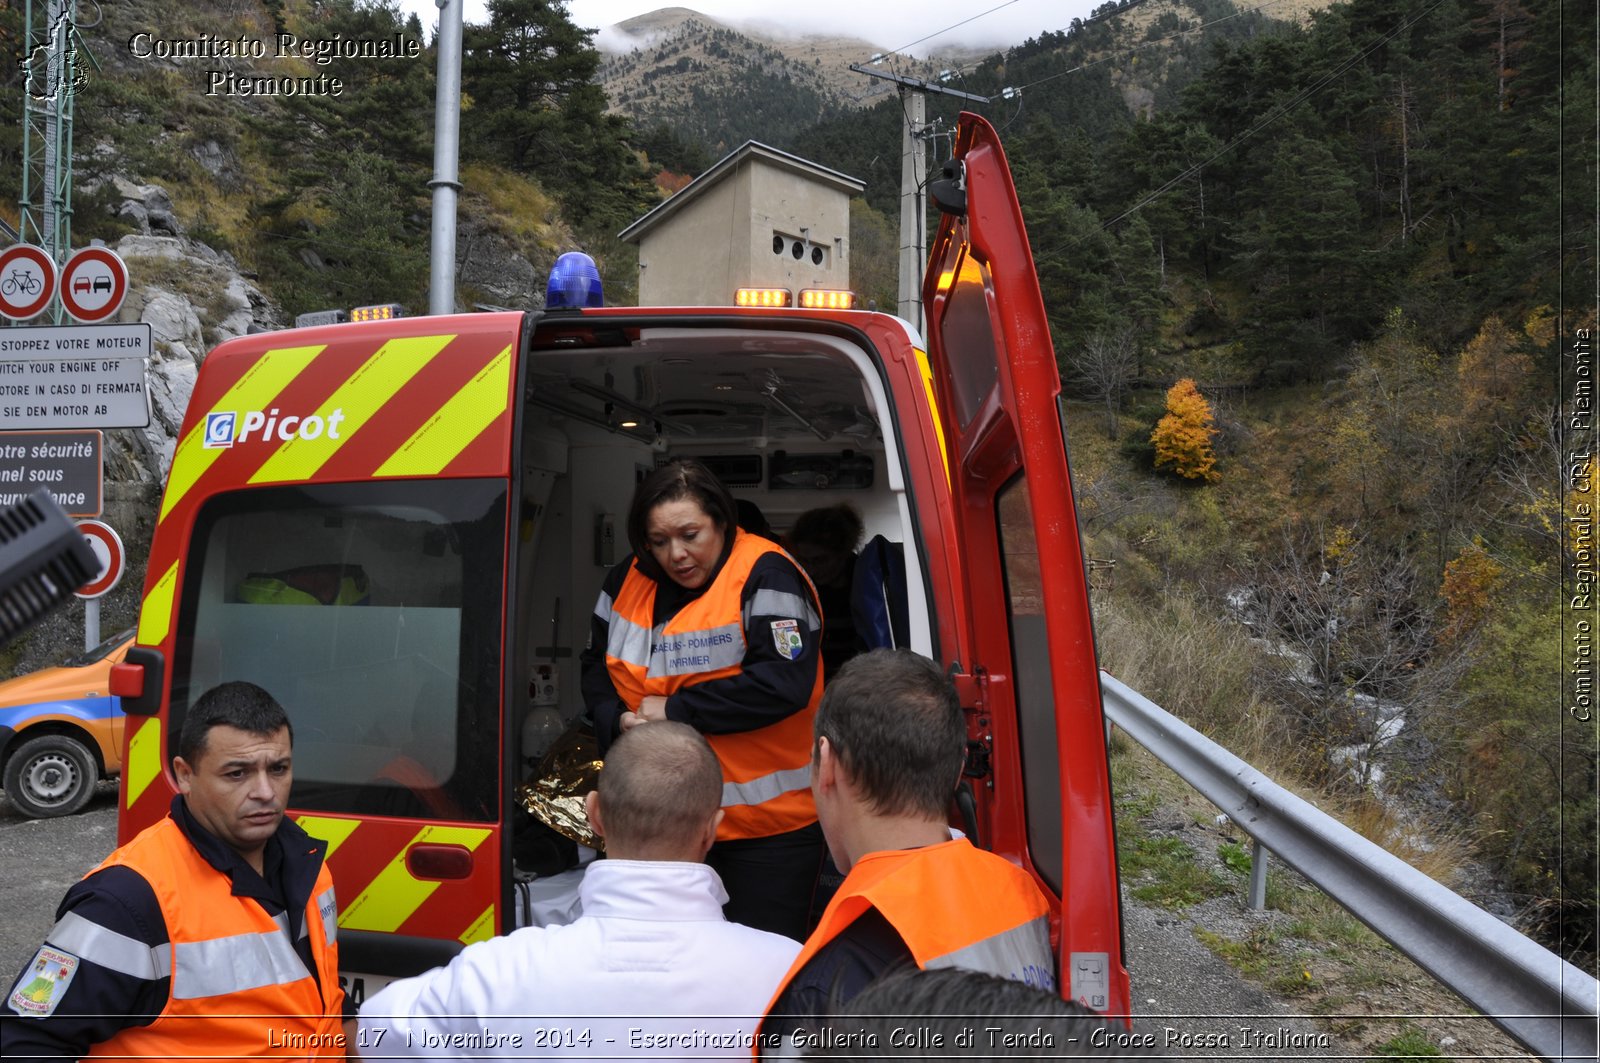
xmin=1150 ymin=378 xmax=1221 ymax=482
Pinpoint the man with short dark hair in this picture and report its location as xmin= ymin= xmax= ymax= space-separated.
xmin=357 ymin=721 xmax=801 ymax=1058
xmin=761 ymin=649 xmax=1056 ymax=1042
xmin=4 ymin=681 xmax=345 ymax=1061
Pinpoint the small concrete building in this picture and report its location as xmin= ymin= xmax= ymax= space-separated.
xmin=619 ymin=141 xmax=864 ymax=307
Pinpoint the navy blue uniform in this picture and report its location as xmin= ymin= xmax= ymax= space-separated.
xmin=3 ymin=796 xmax=339 ymax=1062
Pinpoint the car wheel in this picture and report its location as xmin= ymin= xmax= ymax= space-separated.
xmin=3 ymin=734 xmax=98 ymax=818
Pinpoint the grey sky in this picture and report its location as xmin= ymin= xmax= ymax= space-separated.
xmin=395 ymin=0 xmax=1103 ymax=56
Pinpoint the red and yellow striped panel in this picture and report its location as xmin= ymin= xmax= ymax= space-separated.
xmin=119 ymin=313 xmax=524 ymax=846
xmin=296 ymin=815 xmax=501 ymax=944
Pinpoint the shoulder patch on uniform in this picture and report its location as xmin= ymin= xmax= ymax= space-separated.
xmin=8 ymin=945 xmax=80 ymax=1018
xmin=772 ymin=618 xmax=803 ymax=660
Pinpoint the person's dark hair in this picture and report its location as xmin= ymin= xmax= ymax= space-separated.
xmin=598 ymin=721 xmax=722 ymax=853
xmin=800 ymin=967 xmax=1162 ymax=1060
xmin=626 ymin=458 xmax=739 ymax=582
xmin=789 ymin=503 xmax=863 ymax=587
xmin=178 ymin=681 xmax=292 ymax=764
xmin=736 ymin=498 xmax=775 ymax=541
xmin=814 ymin=648 xmax=963 ymax=818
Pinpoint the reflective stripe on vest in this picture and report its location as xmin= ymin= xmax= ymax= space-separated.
xmin=84 ymin=816 xmax=343 ymax=1061
xmin=603 ymin=531 xmax=823 ymax=840
xmin=45 ymin=910 xmax=173 ymax=980
xmin=170 ymin=922 xmax=310 ymax=1000
xmin=925 ymin=914 xmax=1054 ymax=988
xmin=763 ymin=838 xmax=1057 ymax=1026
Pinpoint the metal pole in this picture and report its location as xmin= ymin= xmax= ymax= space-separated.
xmin=1248 ymin=838 xmax=1269 ymax=910
xmin=428 ymin=0 xmax=464 ymax=316
xmin=84 ymin=596 xmax=98 ymax=652
xmin=897 ymin=88 xmax=926 ymax=335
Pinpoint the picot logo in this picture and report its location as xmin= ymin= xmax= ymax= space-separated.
xmin=204 ymin=408 xmax=346 ymax=449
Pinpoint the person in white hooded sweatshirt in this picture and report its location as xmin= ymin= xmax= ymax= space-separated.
xmin=357 ymin=721 xmax=801 ymax=1059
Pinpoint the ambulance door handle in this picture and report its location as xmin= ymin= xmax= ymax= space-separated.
xmin=407 ymin=844 xmax=474 ymax=880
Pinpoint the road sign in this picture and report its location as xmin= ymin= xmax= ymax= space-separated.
xmin=0 ymin=244 xmax=57 ymax=321
xmin=0 ymin=430 xmax=102 ymax=516
xmin=0 ymin=324 xmax=151 ymax=431
xmin=74 ymin=519 xmax=123 ymax=599
xmin=59 ymin=247 xmax=129 ymax=323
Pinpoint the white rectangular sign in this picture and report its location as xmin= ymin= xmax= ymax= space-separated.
xmin=0 ymin=324 xmax=152 ymax=430
xmin=0 ymin=322 xmax=150 ymax=361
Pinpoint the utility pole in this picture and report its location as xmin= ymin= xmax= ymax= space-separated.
xmin=848 ymin=64 xmax=987 ymax=336
xmin=428 ymin=0 xmax=465 ymax=316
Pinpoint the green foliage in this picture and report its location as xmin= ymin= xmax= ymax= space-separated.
xmin=461 ymin=0 xmax=655 ymax=232
xmin=1369 ymin=1026 xmax=1448 ymax=1060
xmin=1217 ymin=840 xmax=1253 ymax=875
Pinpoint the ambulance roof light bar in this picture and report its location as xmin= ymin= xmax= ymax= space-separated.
xmin=351 ymin=303 xmax=405 ymax=322
xmin=735 ymin=288 xmax=792 ymax=308
xmin=798 ymin=289 xmax=856 ymax=310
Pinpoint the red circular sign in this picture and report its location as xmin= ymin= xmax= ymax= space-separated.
xmin=74 ymin=520 xmax=124 ymax=599
xmin=60 ymin=246 xmax=129 ymax=324
xmin=0 ymin=243 xmax=57 ymax=321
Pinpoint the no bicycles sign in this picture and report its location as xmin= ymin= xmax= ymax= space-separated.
xmin=0 ymin=244 xmax=57 ymax=321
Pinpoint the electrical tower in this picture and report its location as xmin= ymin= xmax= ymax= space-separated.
xmin=19 ymin=0 xmax=89 ymax=323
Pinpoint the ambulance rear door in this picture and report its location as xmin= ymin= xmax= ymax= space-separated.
xmin=920 ymin=111 xmax=1130 ymax=1017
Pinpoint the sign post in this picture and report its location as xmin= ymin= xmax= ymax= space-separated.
xmin=74 ymin=519 xmax=124 ymax=651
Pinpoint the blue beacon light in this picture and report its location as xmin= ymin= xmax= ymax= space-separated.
xmin=546 ymin=252 xmax=604 ymax=309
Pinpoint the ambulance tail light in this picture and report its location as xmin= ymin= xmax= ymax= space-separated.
xmin=109 ymin=662 xmax=144 ymax=699
xmin=798 ymin=288 xmax=856 ymax=310
xmin=351 ymin=303 xmax=405 ymax=322
xmin=735 ymin=287 xmax=792 ymax=308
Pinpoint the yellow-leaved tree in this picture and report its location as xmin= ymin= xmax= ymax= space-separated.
xmin=1151 ymin=378 xmax=1220 ymax=482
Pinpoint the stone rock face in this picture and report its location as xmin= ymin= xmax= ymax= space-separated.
xmin=455 ymin=216 xmax=543 ymax=311
xmin=107 ymin=220 xmax=280 ymax=484
xmin=111 ymin=176 xmax=181 ymax=237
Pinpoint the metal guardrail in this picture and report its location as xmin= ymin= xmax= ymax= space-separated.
xmin=1100 ymin=671 xmax=1600 ymax=1063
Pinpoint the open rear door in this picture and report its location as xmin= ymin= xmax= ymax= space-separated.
xmin=922 ymin=112 xmax=1130 ymax=1018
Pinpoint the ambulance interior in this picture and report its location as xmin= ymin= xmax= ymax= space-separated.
xmin=510 ymin=323 xmax=933 ymax=784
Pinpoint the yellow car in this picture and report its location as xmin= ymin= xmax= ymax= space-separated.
xmin=0 ymin=629 xmax=133 ymax=818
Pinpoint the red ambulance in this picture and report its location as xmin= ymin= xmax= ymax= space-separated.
xmin=110 ymin=113 xmax=1130 ymax=1016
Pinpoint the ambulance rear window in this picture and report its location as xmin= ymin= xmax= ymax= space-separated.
xmin=167 ymin=480 xmax=506 ymax=821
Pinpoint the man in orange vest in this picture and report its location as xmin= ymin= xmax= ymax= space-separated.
xmin=3 ymin=681 xmax=345 ymax=1061
xmin=760 ymin=649 xmax=1056 ymax=1047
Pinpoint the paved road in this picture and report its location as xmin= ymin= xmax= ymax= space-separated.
xmin=0 ymin=792 xmax=1344 ymax=1059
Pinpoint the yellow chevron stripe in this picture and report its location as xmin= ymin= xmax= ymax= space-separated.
xmin=250 ymin=335 xmax=456 ymax=485
xmin=124 ymin=718 xmax=162 ymax=809
xmin=137 ymin=561 xmax=179 ymax=648
xmin=337 ymin=825 xmax=491 ymax=932
xmin=373 ymin=344 xmax=512 ymax=477
xmin=461 ymin=906 xmax=496 ymax=945
xmin=161 ymin=345 xmax=325 ymax=520
xmin=914 ymin=347 xmax=952 ymax=490
xmin=294 ymin=816 xmax=361 ymax=859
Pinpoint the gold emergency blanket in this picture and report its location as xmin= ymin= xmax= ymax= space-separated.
xmin=517 ymin=721 xmax=604 ymax=851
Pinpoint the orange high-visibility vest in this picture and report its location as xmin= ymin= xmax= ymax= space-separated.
xmin=86 ymin=817 xmax=344 ymax=1061
xmin=606 ymin=530 xmax=822 ymax=841
xmin=764 ymin=839 xmax=1056 ymax=1015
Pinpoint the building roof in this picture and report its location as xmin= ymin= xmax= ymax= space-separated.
xmin=618 ymin=140 xmax=864 ymax=244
